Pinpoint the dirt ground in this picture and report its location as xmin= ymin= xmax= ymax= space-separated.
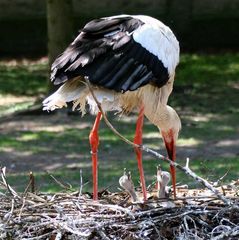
xmin=0 ymin=111 xmax=239 ymax=174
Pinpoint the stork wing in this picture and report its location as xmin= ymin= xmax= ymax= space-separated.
xmin=51 ymin=16 xmax=170 ymax=92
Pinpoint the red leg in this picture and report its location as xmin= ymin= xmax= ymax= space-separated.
xmin=134 ymin=106 xmax=147 ymax=202
xmin=162 ymin=129 xmax=177 ymax=198
xmin=89 ymin=112 xmax=102 ymax=200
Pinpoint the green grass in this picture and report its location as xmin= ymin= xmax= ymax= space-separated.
xmin=0 ymin=59 xmax=48 ymax=96
xmin=0 ymin=53 xmax=239 ymax=194
xmin=172 ymin=53 xmax=239 ymax=114
xmin=0 ymin=58 xmax=48 ymax=116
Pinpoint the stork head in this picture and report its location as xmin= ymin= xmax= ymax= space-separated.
xmin=158 ymin=106 xmax=181 ymax=198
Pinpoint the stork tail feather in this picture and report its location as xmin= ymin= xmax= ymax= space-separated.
xmin=42 ymin=78 xmax=123 ymax=115
xmin=42 ymin=78 xmax=87 ymax=113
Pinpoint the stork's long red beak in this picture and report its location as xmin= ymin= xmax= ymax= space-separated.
xmin=162 ymin=129 xmax=177 ymax=198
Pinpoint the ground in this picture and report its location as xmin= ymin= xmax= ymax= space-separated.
xmin=0 ymin=54 xmax=239 ymax=193
xmin=1 ymin=112 xmax=239 ymax=172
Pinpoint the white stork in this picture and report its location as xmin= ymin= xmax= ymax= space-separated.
xmin=43 ymin=14 xmax=181 ymax=201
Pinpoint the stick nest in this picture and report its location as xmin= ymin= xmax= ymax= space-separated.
xmin=1 ymin=179 xmax=239 ymax=240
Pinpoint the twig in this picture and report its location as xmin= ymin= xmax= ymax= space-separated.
xmin=0 ymin=184 xmax=237 ymax=239
xmin=0 ymin=167 xmax=20 ymax=199
xmin=85 ymin=80 xmax=232 ymax=206
xmin=18 ymin=197 xmax=26 ymax=221
xmin=211 ymin=226 xmax=239 ymax=240
xmin=98 ymin=229 xmax=111 ymax=240
xmin=185 ymin=157 xmax=190 ymax=169
xmin=53 ymin=221 xmax=91 ymax=237
xmin=90 ymin=202 xmax=135 ymax=219
xmin=23 ymin=171 xmax=35 ymax=197
xmin=79 ymin=169 xmax=83 ymax=197
xmin=213 ymin=169 xmax=230 ymax=187
xmin=3 ymin=198 xmax=15 ymax=222
xmin=46 ymin=171 xmax=73 ymax=191
xmin=21 ymin=232 xmax=53 ymax=240
xmin=29 ymin=171 xmax=35 ymax=193
xmin=55 ymin=231 xmax=63 ymax=240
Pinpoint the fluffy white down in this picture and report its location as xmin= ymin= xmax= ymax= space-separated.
xmin=42 ymin=79 xmax=122 ymax=115
xmin=133 ymin=15 xmax=180 ymax=75
xmin=42 ymin=80 xmax=84 ymax=111
xmin=86 ymin=89 xmax=122 ymax=114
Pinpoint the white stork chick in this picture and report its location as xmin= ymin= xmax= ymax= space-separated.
xmin=156 ymin=165 xmax=171 ymax=199
xmin=119 ymin=169 xmax=138 ymax=202
xmin=43 ymin=14 xmax=181 ymax=201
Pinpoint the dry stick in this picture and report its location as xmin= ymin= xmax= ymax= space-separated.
xmin=18 ymin=197 xmax=26 ymax=221
xmin=4 ymin=198 xmax=15 ymax=223
xmin=46 ymin=171 xmax=73 ymax=191
xmin=85 ymin=80 xmax=231 ymax=206
xmin=79 ymin=169 xmax=83 ymax=196
xmin=211 ymin=227 xmax=239 ymax=240
xmin=142 ymin=142 xmax=232 ymax=206
xmin=29 ymin=171 xmax=35 ymax=193
xmin=0 ymin=167 xmax=20 ymax=199
xmin=21 ymin=232 xmax=53 ymax=240
xmin=23 ymin=172 xmax=35 ymax=197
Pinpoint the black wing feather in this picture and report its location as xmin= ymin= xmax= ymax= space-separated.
xmin=83 ymin=17 xmax=131 ymax=34
xmin=51 ymin=16 xmax=169 ymax=92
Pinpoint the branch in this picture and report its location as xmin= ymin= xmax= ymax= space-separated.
xmin=85 ymin=80 xmax=232 ymax=206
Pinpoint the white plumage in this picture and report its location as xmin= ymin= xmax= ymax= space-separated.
xmin=133 ymin=15 xmax=179 ymax=74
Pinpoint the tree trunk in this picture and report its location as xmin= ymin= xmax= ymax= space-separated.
xmin=46 ymin=0 xmax=74 ymax=91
